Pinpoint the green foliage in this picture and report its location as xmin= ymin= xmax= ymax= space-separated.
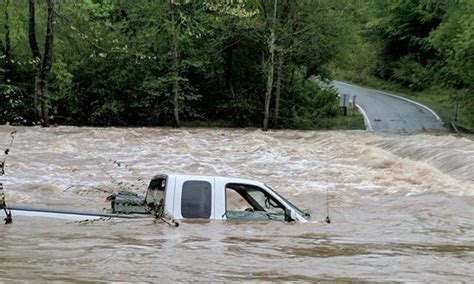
xmin=430 ymin=1 xmax=474 ymax=89
xmin=0 ymin=0 xmax=376 ymax=129
xmin=290 ymin=78 xmax=339 ymax=129
xmin=0 ymin=83 xmax=26 ymax=124
xmin=367 ymin=0 xmax=445 ymax=87
xmin=331 ymin=0 xmax=473 ymax=131
xmin=361 ymin=0 xmax=473 ymax=92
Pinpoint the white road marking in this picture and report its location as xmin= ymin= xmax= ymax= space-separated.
xmin=355 ymin=104 xmax=373 ymax=131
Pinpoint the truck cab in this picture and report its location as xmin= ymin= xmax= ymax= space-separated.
xmin=112 ymin=174 xmax=310 ymax=222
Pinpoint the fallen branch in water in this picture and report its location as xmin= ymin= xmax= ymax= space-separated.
xmin=1 ymin=130 xmax=16 ymax=224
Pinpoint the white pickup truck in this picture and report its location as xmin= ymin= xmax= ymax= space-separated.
xmin=110 ymin=174 xmax=311 ymax=222
xmin=5 ymin=174 xmax=311 ymax=223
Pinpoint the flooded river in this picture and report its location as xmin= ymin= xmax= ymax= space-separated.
xmin=0 ymin=126 xmax=473 ymax=282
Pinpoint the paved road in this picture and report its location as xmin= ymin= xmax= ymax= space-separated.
xmin=332 ymin=81 xmax=446 ymax=133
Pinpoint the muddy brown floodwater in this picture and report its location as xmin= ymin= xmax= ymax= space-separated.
xmin=0 ymin=126 xmax=473 ymax=282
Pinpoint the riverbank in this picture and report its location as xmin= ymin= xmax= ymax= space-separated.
xmin=182 ymin=113 xmax=365 ymax=131
xmin=2 ymin=111 xmax=366 ymax=132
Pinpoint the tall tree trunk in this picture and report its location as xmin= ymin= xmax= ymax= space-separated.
xmin=28 ymin=0 xmax=54 ymax=127
xmin=273 ymin=53 xmax=283 ymax=127
xmin=3 ymin=0 xmax=12 ymax=83
xmin=172 ymin=42 xmax=181 ymax=127
xmin=41 ymin=0 xmax=54 ymax=127
xmin=28 ymin=0 xmax=42 ymax=122
xmin=223 ymin=38 xmax=235 ymax=97
xmin=263 ymin=0 xmax=277 ymax=131
xmin=170 ymin=4 xmax=181 ymax=127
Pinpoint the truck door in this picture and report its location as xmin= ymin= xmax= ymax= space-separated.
xmin=173 ymin=176 xmax=215 ymax=219
xmin=218 ymin=181 xmax=287 ymax=221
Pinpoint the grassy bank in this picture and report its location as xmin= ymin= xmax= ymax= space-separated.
xmin=310 ymin=111 xmax=366 ymax=131
xmin=183 ymin=111 xmax=366 ymax=131
xmin=333 ymin=68 xmax=473 ymax=133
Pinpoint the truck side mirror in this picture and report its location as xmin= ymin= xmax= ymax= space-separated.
xmin=145 ymin=178 xmax=165 ymax=207
xmin=284 ymin=208 xmax=295 ymax=222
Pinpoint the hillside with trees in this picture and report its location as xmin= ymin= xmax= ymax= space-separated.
xmin=0 ymin=0 xmax=472 ymax=130
xmin=334 ymin=0 xmax=473 ymax=131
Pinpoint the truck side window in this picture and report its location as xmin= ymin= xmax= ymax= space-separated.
xmin=181 ymin=180 xmax=212 ymax=219
xmin=225 ymin=183 xmax=286 ymax=221
xmin=226 ymin=187 xmax=252 ymax=211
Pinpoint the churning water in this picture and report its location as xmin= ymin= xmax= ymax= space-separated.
xmin=0 ymin=126 xmax=473 ymax=282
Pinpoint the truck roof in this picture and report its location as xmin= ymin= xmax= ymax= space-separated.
xmin=153 ymin=173 xmax=268 ymax=188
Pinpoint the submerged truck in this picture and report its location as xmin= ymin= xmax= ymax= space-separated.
xmin=5 ymin=174 xmax=311 ymax=223
xmin=110 ymin=174 xmax=311 ymax=222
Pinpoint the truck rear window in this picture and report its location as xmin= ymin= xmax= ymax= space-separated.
xmin=181 ymin=181 xmax=212 ymax=219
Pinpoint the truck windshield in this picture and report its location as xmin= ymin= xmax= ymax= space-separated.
xmin=264 ymin=184 xmax=309 ymax=219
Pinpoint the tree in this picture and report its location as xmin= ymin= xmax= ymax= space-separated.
xmin=367 ymin=0 xmax=453 ymax=89
xmin=430 ymin=0 xmax=474 ymax=89
xmin=267 ymin=0 xmax=349 ymax=128
xmin=1 ymin=0 xmax=12 ymax=84
xmin=262 ymin=0 xmax=277 ymax=131
xmin=272 ymin=0 xmax=295 ymax=127
xmin=28 ymin=0 xmax=55 ymax=127
xmin=0 ymin=0 xmax=351 ymax=128
xmin=169 ymin=0 xmax=182 ymax=127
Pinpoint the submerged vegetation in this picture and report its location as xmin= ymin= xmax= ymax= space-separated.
xmin=0 ymin=0 xmax=471 ymax=130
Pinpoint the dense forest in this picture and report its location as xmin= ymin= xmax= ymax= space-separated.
xmin=0 ymin=0 xmax=472 ymax=130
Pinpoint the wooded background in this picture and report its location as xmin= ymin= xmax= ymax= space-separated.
xmin=0 ymin=0 xmax=472 ymax=130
